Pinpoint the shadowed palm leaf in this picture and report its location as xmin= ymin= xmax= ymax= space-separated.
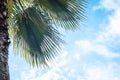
xmin=8 ymin=0 xmax=87 ymax=67
xmin=9 ymin=6 xmax=63 ymax=67
xmin=34 ymin=0 xmax=87 ymax=30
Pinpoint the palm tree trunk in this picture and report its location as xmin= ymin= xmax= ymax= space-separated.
xmin=0 ymin=0 xmax=10 ymax=80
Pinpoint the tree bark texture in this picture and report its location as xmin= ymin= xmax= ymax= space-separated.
xmin=0 ymin=0 xmax=10 ymax=80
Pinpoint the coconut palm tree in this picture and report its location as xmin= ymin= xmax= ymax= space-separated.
xmin=0 ymin=0 xmax=87 ymax=80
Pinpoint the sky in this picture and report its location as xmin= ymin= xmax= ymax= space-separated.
xmin=9 ymin=0 xmax=120 ymax=80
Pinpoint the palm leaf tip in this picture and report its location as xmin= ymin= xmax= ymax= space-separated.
xmin=9 ymin=6 xmax=63 ymax=68
xmin=34 ymin=0 xmax=87 ymax=30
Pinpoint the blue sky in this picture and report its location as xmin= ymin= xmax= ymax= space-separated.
xmin=9 ymin=0 xmax=120 ymax=80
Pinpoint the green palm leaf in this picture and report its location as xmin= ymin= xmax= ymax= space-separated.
xmin=34 ymin=0 xmax=87 ymax=30
xmin=9 ymin=6 xmax=63 ymax=67
xmin=7 ymin=0 xmax=87 ymax=68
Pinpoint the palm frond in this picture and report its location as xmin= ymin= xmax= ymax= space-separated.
xmin=9 ymin=6 xmax=63 ymax=68
xmin=7 ymin=0 xmax=13 ymax=17
xmin=34 ymin=0 xmax=87 ymax=30
xmin=8 ymin=0 xmax=87 ymax=68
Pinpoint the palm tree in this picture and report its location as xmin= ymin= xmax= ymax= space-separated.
xmin=0 ymin=0 xmax=87 ymax=80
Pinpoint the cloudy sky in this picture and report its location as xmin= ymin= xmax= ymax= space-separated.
xmin=9 ymin=0 xmax=120 ymax=80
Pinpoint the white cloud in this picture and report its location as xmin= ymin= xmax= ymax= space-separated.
xmin=83 ymin=62 xmax=120 ymax=80
xmin=75 ymin=0 xmax=120 ymax=58
xmin=73 ymin=1 xmax=120 ymax=80
xmin=19 ymin=65 xmax=63 ymax=80
xmin=93 ymin=0 xmax=120 ymax=11
xmin=20 ymin=68 xmax=37 ymax=80
xmin=97 ymin=9 xmax=120 ymax=42
xmin=18 ymin=51 xmax=70 ymax=80
xmin=75 ymin=40 xmax=94 ymax=53
xmin=75 ymin=40 xmax=120 ymax=58
xmin=94 ymin=3 xmax=120 ymax=42
xmin=74 ymin=53 xmax=81 ymax=60
xmin=93 ymin=0 xmax=120 ymax=43
xmin=31 ymin=69 xmax=60 ymax=80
